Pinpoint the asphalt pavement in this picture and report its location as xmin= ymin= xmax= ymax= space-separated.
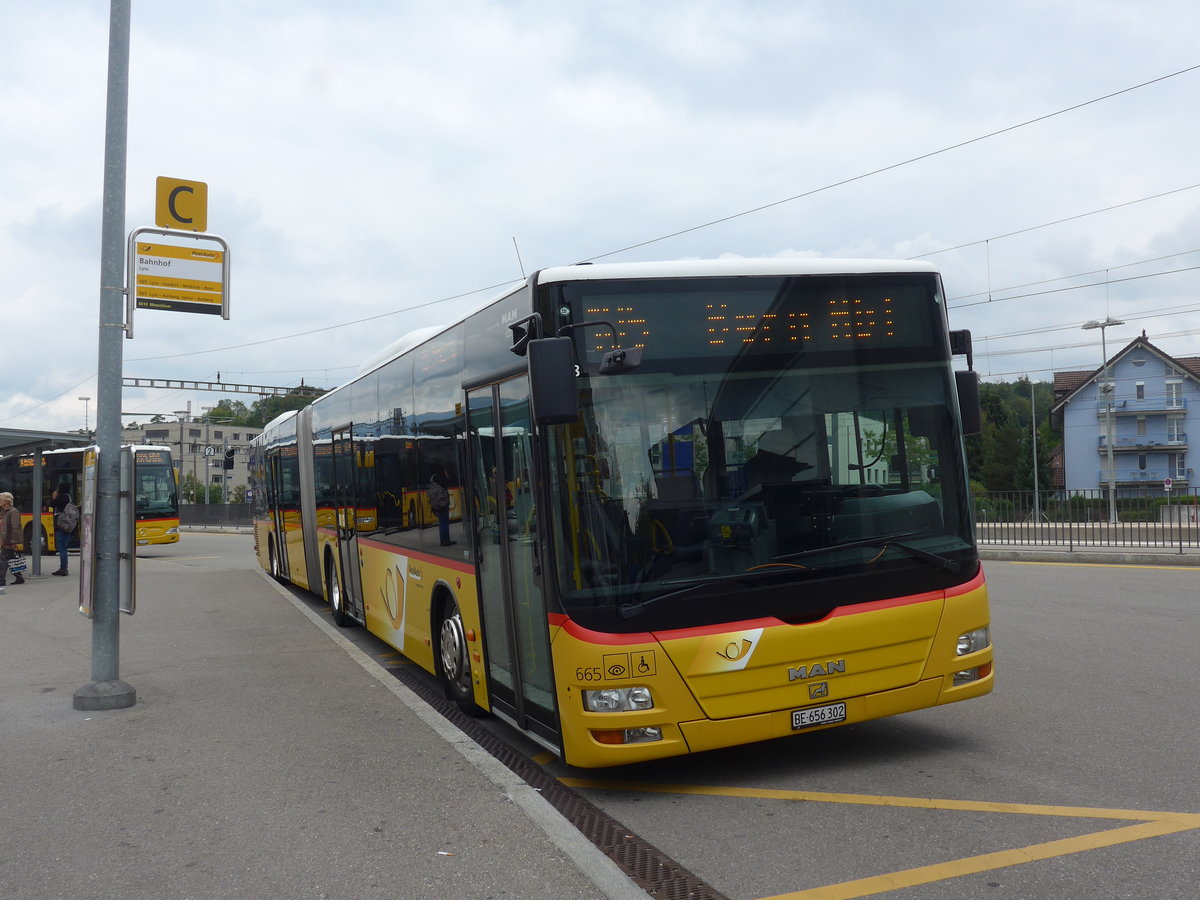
xmin=0 ymin=551 xmax=646 ymax=900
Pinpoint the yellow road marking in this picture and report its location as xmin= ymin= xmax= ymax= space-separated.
xmin=768 ymin=818 xmax=1200 ymax=900
xmin=561 ymin=779 xmax=1200 ymax=898
xmin=531 ymin=750 xmax=557 ymax=765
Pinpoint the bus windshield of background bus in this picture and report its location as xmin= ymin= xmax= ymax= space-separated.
xmin=134 ymin=461 xmax=179 ymax=519
xmin=545 ymin=274 xmax=974 ymax=626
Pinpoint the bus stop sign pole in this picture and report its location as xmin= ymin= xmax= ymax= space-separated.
xmin=74 ymin=0 xmax=135 ymax=711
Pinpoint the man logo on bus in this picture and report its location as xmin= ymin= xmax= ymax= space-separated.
xmin=788 ymin=659 xmax=846 ymax=681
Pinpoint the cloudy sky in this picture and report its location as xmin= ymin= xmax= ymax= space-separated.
xmin=3 ymin=0 xmax=1198 ymax=434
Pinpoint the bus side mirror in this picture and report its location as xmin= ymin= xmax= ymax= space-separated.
xmin=528 ymin=337 xmax=579 ymax=425
xmin=956 ymin=370 xmax=981 ymax=435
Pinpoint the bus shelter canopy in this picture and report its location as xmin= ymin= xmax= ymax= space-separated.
xmin=0 ymin=428 xmax=91 ymax=458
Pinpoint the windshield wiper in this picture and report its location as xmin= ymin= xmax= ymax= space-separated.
xmin=771 ymin=531 xmax=960 ymax=573
xmin=618 ymin=568 xmax=794 ymax=620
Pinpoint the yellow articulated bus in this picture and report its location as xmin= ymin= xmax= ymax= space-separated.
xmin=0 ymin=444 xmax=180 ymax=552
xmin=250 ymin=259 xmax=993 ymax=768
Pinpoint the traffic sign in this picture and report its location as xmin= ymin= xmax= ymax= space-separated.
xmin=155 ymin=177 xmax=208 ymax=231
xmin=1164 ymin=477 xmax=1173 ymax=491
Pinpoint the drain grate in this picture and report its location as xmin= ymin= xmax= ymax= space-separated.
xmin=387 ymin=666 xmax=727 ymax=900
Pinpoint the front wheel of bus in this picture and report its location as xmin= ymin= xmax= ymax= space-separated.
xmin=439 ymin=597 xmax=481 ymax=715
xmin=328 ymin=557 xmax=349 ymax=628
xmin=268 ymin=538 xmax=282 ymax=581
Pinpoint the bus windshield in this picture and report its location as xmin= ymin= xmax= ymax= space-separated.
xmin=133 ymin=452 xmax=179 ymax=520
xmin=544 ymin=273 xmax=975 ymax=631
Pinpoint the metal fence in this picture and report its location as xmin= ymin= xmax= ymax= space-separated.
xmin=179 ymin=503 xmax=252 ymax=528
xmin=975 ymin=490 xmax=1200 ymax=550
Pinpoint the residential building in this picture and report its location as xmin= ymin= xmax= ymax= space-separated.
xmin=122 ymin=419 xmax=260 ymax=502
xmin=1052 ymin=334 xmax=1200 ymax=497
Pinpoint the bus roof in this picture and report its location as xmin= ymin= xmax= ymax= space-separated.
xmin=357 ymin=323 xmax=447 ymax=375
xmin=537 ymin=258 xmax=940 ymax=283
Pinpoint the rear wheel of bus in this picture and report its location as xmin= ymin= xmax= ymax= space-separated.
xmin=268 ymin=537 xmax=282 ymax=581
xmin=327 ymin=554 xmax=350 ymax=628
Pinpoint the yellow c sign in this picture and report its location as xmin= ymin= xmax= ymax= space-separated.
xmin=155 ymin=176 xmax=208 ymax=231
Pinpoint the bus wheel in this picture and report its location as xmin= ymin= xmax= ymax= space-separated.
xmin=328 ymin=557 xmax=350 ymax=628
xmin=23 ymin=524 xmax=47 ymax=555
xmin=268 ymin=539 xmax=282 ymax=581
xmin=438 ymin=596 xmax=481 ymax=715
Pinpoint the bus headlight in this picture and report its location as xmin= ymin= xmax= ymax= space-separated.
xmin=956 ymin=627 xmax=990 ymax=656
xmin=582 ymin=686 xmax=654 ymax=712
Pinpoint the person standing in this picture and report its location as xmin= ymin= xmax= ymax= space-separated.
xmin=49 ymin=485 xmax=72 ymax=576
xmin=429 ymin=466 xmax=454 ymax=547
xmin=0 ymin=491 xmax=24 ymax=587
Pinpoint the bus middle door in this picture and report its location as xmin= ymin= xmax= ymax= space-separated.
xmin=330 ymin=427 xmax=365 ymax=626
xmin=267 ymin=452 xmax=291 ymax=580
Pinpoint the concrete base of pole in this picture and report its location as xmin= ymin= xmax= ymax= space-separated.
xmin=73 ymin=679 xmax=137 ymax=710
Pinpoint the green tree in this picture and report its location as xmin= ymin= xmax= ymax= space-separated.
xmin=205 ymin=387 xmax=325 ymax=428
xmin=209 ymin=399 xmax=253 ymax=425
xmin=248 ymin=388 xmax=324 ymax=427
xmin=180 ymin=472 xmax=203 ymax=504
xmin=966 ymin=379 xmax=1059 ymax=493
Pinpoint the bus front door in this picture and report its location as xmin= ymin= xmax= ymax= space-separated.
xmin=330 ymin=427 xmax=365 ymax=625
xmin=467 ymin=377 xmax=559 ymax=749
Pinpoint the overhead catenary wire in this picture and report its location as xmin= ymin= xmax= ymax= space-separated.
xmin=576 ymin=64 xmax=1200 ymax=263
xmin=124 ymin=65 xmax=1200 ymax=367
xmin=913 ymin=184 xmax=1200 ymax=260
xmin=17 ymin=66 xmax=1200 ymax=422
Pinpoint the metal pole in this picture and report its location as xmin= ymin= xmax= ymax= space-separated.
xmin=1102 ymin=328 xmax=1118 ymax=524
xmin=75 ymin=0 xmax=135 ymax=710
xmin=1030 ymin=382 xmax=1041 ymax=525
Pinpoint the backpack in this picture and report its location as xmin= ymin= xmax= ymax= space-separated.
xmin=428 ymin=478 xmax=450 ymax=513
xmin=59 ymin=500 xmax=80 ymax=534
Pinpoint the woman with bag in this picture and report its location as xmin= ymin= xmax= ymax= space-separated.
xmin=49 ymin=485 xmax=73 ymax=576
xmin=0 ymin=491 xmax=24 ymax=587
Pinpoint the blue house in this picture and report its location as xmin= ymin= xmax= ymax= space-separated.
xmin=1052 ymin=335 xmax=1200 ymax=497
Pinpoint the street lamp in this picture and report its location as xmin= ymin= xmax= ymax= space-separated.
xmin=78 ymin=396 xmax=91 ymax=434
xmin=1082 ymin=317 xmax=1124 ymax=524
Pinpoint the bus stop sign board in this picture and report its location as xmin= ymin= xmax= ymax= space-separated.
xmin=125 ymin=225 xmax=230 ymax=333
xmin=133 ymin=241 xmax=225 ymax=315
